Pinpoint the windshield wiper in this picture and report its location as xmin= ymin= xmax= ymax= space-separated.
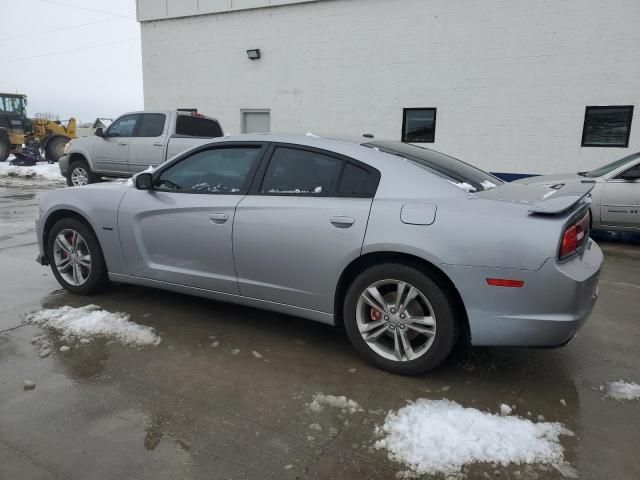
xmin=577 ymin=171 xmax=588 ymax=177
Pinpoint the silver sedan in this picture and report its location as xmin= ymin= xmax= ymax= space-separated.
xmin=35 ymin=135 xmax=603 ymax=375
xmin=516 ymin=152 xmax=640 ymax=232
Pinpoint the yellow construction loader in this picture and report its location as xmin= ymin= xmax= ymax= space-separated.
xmin=0 ymin=92 xmax=76 ymax=164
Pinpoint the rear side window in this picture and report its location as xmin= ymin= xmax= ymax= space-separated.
xmin=261 ymin=148 xmax=343 ymax=195
xmin=259 ymin=147 xmax=379 ymax=197
xmin=137 ymin=113 xmax=166 ymax=137
xmin=338 ymin=163 xmax=371 ymax=196
xmin=176 ymin=115 xmax=223 ymax=138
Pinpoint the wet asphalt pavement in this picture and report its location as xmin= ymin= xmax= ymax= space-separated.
xmin=1 ymin=183 xmax=639 ymax=480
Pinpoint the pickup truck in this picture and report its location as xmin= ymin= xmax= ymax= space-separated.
xmin=59 ymin=110 xmax=224 ymax=186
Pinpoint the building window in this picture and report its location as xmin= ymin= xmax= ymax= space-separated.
xmin=581 ymin=106 xmax=634 ymax=148
xmin=402 ymin=108 xmax=437 ymax=143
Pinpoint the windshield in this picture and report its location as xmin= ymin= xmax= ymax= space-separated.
xmin=364 ymin=141 xmax=503 ymax=192
xmin=0 ymin=95 xmax=26 ymax=115
xmin=583 ymin=152 xmax=640 ymax=178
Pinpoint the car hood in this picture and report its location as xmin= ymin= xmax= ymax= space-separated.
xmin=68 ymin=135 xmax=98 ymax=151
xmin=514 ymin=173 xmax=586 ymax=185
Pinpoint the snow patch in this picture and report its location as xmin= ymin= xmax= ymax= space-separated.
xmin=26 ymin=305 xmax=160 ymax=347
xmin=602 ymin=381 xmax=640 ymax=401
xmin=305 ymin=132 xmax=320 ymax=138
xmin=308 ymin=394 xmax=364 ymax=414
xmin=481 ymin=180 xmax=498 ymax=190
xmin=0 ymin=162 xmax=64 ymax=183
xmin=499 ymin=403 xmax=512 ymax=416
xmin=447 ymin=180 xmax=477 ymax=193
xmin=374 ymin=399 xmax=573 ymax=477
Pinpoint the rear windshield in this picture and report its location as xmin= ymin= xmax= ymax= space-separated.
xmin=175 ymin=115 xmax=223 ymax=138
xmin=365 ymin=141 xmax=502 ymax=192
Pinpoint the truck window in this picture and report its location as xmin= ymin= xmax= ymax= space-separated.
xmin=175 ymin=115 xmax=223 ymax=138
xmin=137 ymin=113 xmax=166 ymax=137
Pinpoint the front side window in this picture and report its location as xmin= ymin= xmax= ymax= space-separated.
xmin=260 ymin=147 xmax=344 ymax=195
xmin=176 ymin=115 xmax=223 ymax=137
xmin=136 ymin=113 xmax=166 ymax=137
xmin=402 ymin=108 xmax=437 ymax=143
xmin=582 ymin=106 xmax=634 ymax=147
xmin=156 ymin=147 xmax=261 ymax=194
xmin=107 ymin=114 xmax=139 ymax=137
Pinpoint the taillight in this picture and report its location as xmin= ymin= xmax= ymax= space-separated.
xmin=559 ymin=210 xmax=590 ymax=260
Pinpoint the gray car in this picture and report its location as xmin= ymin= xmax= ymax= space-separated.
xmin=35 ymin=135 xmax=603 ymax=375
xmin=515 ymin=152 xmax=640 ymax=232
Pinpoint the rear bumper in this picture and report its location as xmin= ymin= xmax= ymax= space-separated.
xmin=444 ymin=239 xmax=603 ymax=347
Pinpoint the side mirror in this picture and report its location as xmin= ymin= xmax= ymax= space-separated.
xmin=135 ymin=172 xmax=153 ymax=190
xmin=95 ymin=127 xmax=104 ymax=137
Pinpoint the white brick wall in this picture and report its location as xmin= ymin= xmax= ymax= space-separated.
xmin=140 ymin=0 xmax=640 ymax=174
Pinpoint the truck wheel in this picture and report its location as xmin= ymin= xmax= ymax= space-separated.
xmin=67 ymin=159 xmax=98 ymax=187
xmin=343 ymin=263 xmax=459 ymax=375
xmin=0 ymin=137 xmax=9 ymax=162
xmin=45 ymin=136 xmax=69 ymax=162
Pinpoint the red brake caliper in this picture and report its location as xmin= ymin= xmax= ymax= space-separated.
xmin=370 ymin=308 xmax=382 ymax=321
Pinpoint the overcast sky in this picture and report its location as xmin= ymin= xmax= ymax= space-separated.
xmin=0 ymin=0 xmax=142 ymax=123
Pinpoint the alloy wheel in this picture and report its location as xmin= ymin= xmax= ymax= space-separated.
xmin=52 ymin=229 xmax=92 ymax=286
xmin=71 ymin=167 xmax=89 ymax=186
xmin=356 ymin=279 xmax=437 ymax=362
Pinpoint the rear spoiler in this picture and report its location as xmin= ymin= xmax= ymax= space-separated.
xmin=475 ymin=180 xmax=595 ymax=215
xmin=528 ymin=180 xmax=594 ymax=215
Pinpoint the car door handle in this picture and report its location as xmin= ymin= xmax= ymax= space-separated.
xmin=208 ymin=213 xmax=228 ymax=224
xmin=118 ymin=142 xmax=128 ymax=146
xmin=330 ymin=216 xmax=355 ymax=228
xmin=153 ymin=142 xmax=163 ymax=147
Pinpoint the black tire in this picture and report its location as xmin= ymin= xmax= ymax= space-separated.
xmin=47 ymin=218 xmax=109 ymax=295
xmin=45 ymin=136 xmax=69 ymax=162
xmin=0 ymin=136 xmax=9 ymax=162
xmin=343 ymin=263 xmax=459 ymax=375
xmin=67 ymin=158 xmax=99 ymax=187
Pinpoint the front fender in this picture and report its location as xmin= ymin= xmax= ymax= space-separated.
xmin=38 ymin=184 xmax=130 ymax=275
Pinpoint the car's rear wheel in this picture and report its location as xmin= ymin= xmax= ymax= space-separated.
xmin=67 ymin=159 xmax=98 ymax=186
xmin=343 ymin=263 xmax=458 ymax=375
xmin=47 ymin=218 xmax=109 ymax=294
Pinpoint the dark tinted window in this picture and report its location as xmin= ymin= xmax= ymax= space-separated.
xmin=582 ymin=106 xmax=634 ymax=148
xmin=176 ymin=115 xmax=223 ymax=137
xmin=584 ymin=152 xmax=640 ymax=177
xmin=366 ymin=141 xmax=502 ymax=192
xmin=338 ymin=163 xmax=371 ymax=195
xmin=402 ymin=108 xmax=436 ymax=143
xmin=137 ymin=113 xmax=165 ymax=137
xmin=107 ymin=114 xmax=139 ymax=137
xmin=156 ymin=147 xmax=260 ymax=194
xmin=614 ymin=163 xmax=640 ymax=180
xmin=261 ymin=148 xmax=343 ymax=195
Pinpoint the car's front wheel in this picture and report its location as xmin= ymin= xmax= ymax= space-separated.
xmin=343 ymin=263 xmax=458 ymax=375
xmin=67 ymin=159 xmax=99 ymax=187
xmin=47 ymin=218 xmax=109 ymax=294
